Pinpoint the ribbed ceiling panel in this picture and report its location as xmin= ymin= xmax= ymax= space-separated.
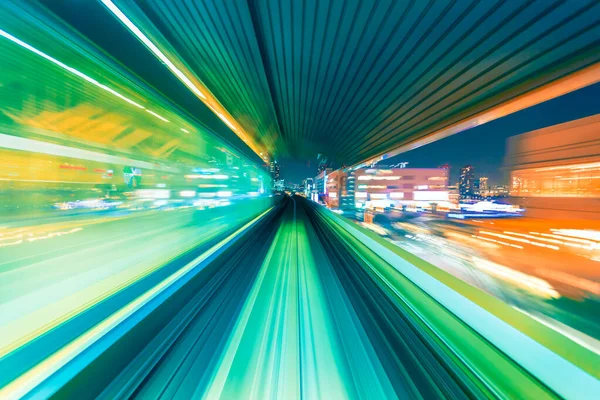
xmin=135 ymin=0 xmax=283 ymax=155
xmin=124 ymin=0 xmax=600 ymax=165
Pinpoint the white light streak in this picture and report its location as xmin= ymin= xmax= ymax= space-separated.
xmin=472 ymin=258 xmax=559 ymax=299
xmin=0 ymin=28 xmax=144 ymax=109
xmin=0 ymin=133 xmax=179 ymax=173
xmin=217 ymin=113 xmax=237 ymax=131
xmin=550 ymin=229 xmax=600 ymax=242
xmin=145 ymin=109 xmax=169 ymax=122
xmin=479 ymin=230 xmax=560 ymax=250
xmin=179 ymin=190 xmax=196 ymax=198
xmin=101 ymin=0 xmax=206 ymax=99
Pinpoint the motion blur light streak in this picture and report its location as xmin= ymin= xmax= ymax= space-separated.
xmin=145 ymin=109 xmax=170 ymax=123
xmin=471 ymin=258 xmax=560 ymax=299
xmin=0 ymin=134 xmax=177 ymax=172
xmin=479 ymin=230 xmax=560 ymax=250
xmin=99 ymin=0 xmax=270 ymax=159
xmin=551 ymin=229 xmax=600 ymax=242
xmin=0 ymin=209 xmax=271 ymax=399
xmin=99 ymin=0 xmax=207 ymax=101
xmin=0 ymin=29 xmax=145 ymax=110
xmin=2 ymin=1 xmax=600 ymax=399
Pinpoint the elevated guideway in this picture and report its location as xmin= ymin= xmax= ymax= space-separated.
xmin=2 ymin=197 xmax=598 ymax=399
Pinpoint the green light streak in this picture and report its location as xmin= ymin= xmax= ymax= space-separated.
xmin=0 ymin=28 xmax=145 ymax=110
xmin=317 ymin=204 xmax=600 ymax=398
xmin=204 ymin=202 xmax=354 ymax=398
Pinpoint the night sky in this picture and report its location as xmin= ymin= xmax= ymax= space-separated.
xmin=280 ymin=82 xmax=600 ymax=185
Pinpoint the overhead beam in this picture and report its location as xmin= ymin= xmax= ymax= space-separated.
xmin=354 ymin=62 xmax=600 ymax=168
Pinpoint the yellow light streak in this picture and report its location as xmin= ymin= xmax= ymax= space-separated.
xmin=100 ymin=0 xmax=268 ymax=159
xmin=100 ymin=0 xmax=206 ymax=100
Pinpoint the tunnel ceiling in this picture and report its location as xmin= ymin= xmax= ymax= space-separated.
xmin=100 ymin=0 xmax=600 ymax=165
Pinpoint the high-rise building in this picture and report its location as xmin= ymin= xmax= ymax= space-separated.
xmin=303 ymin=178 xmax=314 ymax=198
xmin=479 ymin=176 xmax=489 ymax=191
xmin=269 ymin=160 xmax=280 ymax=181
xmin=459 ymin=165 xmax=475 ymax=199
xmin=324 ymin=169 xmax=344 ymax=208
xmin=340 ymin=171 xmax=355 ymax=210
xmin=274 ymin=179 xmax=284 ymax=192
xmin=314 ymin=168 xmax=332 ymax=202
xmin=473 ymin=178 xmax=480 ymax=196
xmin=448 ymin=184 xmax=460 ymax=205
